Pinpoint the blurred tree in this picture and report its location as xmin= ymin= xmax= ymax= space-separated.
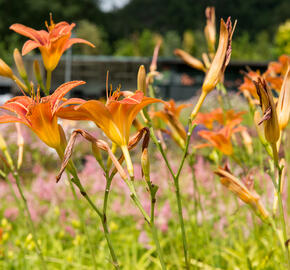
xmin=0 ymin=0 xmax=103 ymax=58
xmin=114 ymin=38 xmax=137 ymax=56
xmin=275 ymin=20 xmax=290 ymax=56
xmin=0 ymin=0 xmax=289 ymax=60
xmin=75 ymin=20 xmax=110 ymax=55
xmin=182 ymin=30 xmax=195 ymax=55
xmin=104 ymin=0 xmax=290 ymax=41
xmin=162 ymin=31 xmax=182 ymax=57
xmin=231 ymin=31 xmax=274 ymax=61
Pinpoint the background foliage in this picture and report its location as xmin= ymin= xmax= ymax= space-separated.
xmin=0 ymin=0 xmax=289 ymax=61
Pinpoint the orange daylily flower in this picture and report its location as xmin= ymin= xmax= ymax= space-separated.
xmin=266 ymin=55 xmax=290 ymax=76
xmin=152 ymin=99 xmax=190 ymax=148
xmin=264 ymin=55 xmax=290 ymax=92
xmin=194 ymin=108 xmax=245 ymax=130
xmin=0 ymin=81 xmax=85 ymax=156
xmin=10 ymin=15 xmax=95 ymax=71
xmin=193 ymin=108 xmax=223 ymax=129
xmin=239 ymin=70 xmax=261 ymax=100
xmin=57 ymin=89 xmax=161 ymax=176
xmin=58 ymin=90 xmax=160 ymax=146
xmin=196 ymin=125 xmax=245 ymax=155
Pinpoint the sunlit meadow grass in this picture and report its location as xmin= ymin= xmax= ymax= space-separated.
xmin=0 ymin=99 xmax=288 ymax=269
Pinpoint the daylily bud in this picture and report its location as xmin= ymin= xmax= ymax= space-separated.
xmin=254 ymin=111 xmax=267 ymax=145
xmin=0 ymin=59 xmax=13 ymax=78
xmin=0 ymin=134 xmax=14 ymax=170
xmin=215 ymin=164 xmax=269 ymax=221
xmin=13 ymin=48 xmax=27 ymax=80
xmin=277 ymin=66 xmax=290 ymax=130
xmin=241 ymin=129 xmax=253 ymax=154
xmin=0 ymin=134 xmax=7 ymax=152
xmin=137 ymin=65 xmax=147 ymax=94
xmin=202 ymin=18 xmax=234 ymax=94
xmin=202 ymin=53 xmax=211 ymax=69
xmin=204 ymin=7 xmax=216 ymax=54
xmin=174 ymin=49 xmax=206 ymax=72
xmin=150 ymin=39 xmax=162 ymax=73
xmin=254 ymin=77 xmax=280 ymax=144
xmin=191 ymin=18 xmax=235 ymax=120
xmin=33 ymin=60 xmax=45 ymax=90
xmin=121 ymin=145 xmax=134 ymax=178
xmin=92 ymin=142 xmax=104 ymax=169
xmin=141 ymin=148 xmax=150 ymax=182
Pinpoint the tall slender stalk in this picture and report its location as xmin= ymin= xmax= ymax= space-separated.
xmin=275 ymin=165 xmax=290 ymax=269
xmin=69 ymin=168 xmax=120 ymax=269
xmin=188 ymin=154 xmax=203 ymax=219
xmin=12 ymin=170 xmax=47 ymax=270
xmin=67 ymin=173 xmax=97 ymax=269
xmin=143 ymin=110 xmax=195 ymax=269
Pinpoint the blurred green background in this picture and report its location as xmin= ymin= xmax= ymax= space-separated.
xmin=0 ymin=0 xmax=289 ymax=64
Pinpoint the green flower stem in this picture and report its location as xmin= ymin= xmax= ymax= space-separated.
xmin=124 ymin=177 xmax=150 ymax=223
xmin=4 ymin=174 xmax=23 ymax=216
xmin=151 ymin=221 xmax=166 ymax=270
xmin=144 ymin=111 xmax=195 ymax=270
xmin=103 ymin=171 xmax=113 ymax=218
xmin=146 ymin=177 xmax=167 ymax=269
xmin=276 ymin=165 xmax=290 ymax=269
xmin=70 ymin=169 xmax=120 ymax=270
xmin=188 ymin=154 xmax=203 ymax=218
xmin=67 ymin=172 xmax=97 ymax=269
xmin=12 ymin=170 xmax=47 ymax=270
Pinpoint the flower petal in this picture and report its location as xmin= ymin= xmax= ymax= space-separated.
xmin=22 ymin=40 xmax=41 ymax=55
xmin=50 ymin=81 xmax=86 ymax=113
xmin=0 ymin=115 xmax=25 ymax=124
xmin=65 ymin=38 xmax=95 ymax=50
xmin=10 ymin=24 xmax=47 ymax=45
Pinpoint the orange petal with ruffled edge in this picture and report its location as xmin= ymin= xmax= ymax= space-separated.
xmin=0 ymin=115 xmax=26 ymax=125
xmin=10 ymin=24 xmax=47 ymax=45
xmin=22 ymin=40 xmax=41 ymax=55
xmin=50 ymin=80 xmax=86 ymax=113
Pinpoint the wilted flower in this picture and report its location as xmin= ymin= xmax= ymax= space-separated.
xmin=10 ymin=15 xmax=95 ymax=71
xmin=254 ymin=77 xmax=280 ymax=145
xmin=215 ymin=164 xmax=269 ymax=221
